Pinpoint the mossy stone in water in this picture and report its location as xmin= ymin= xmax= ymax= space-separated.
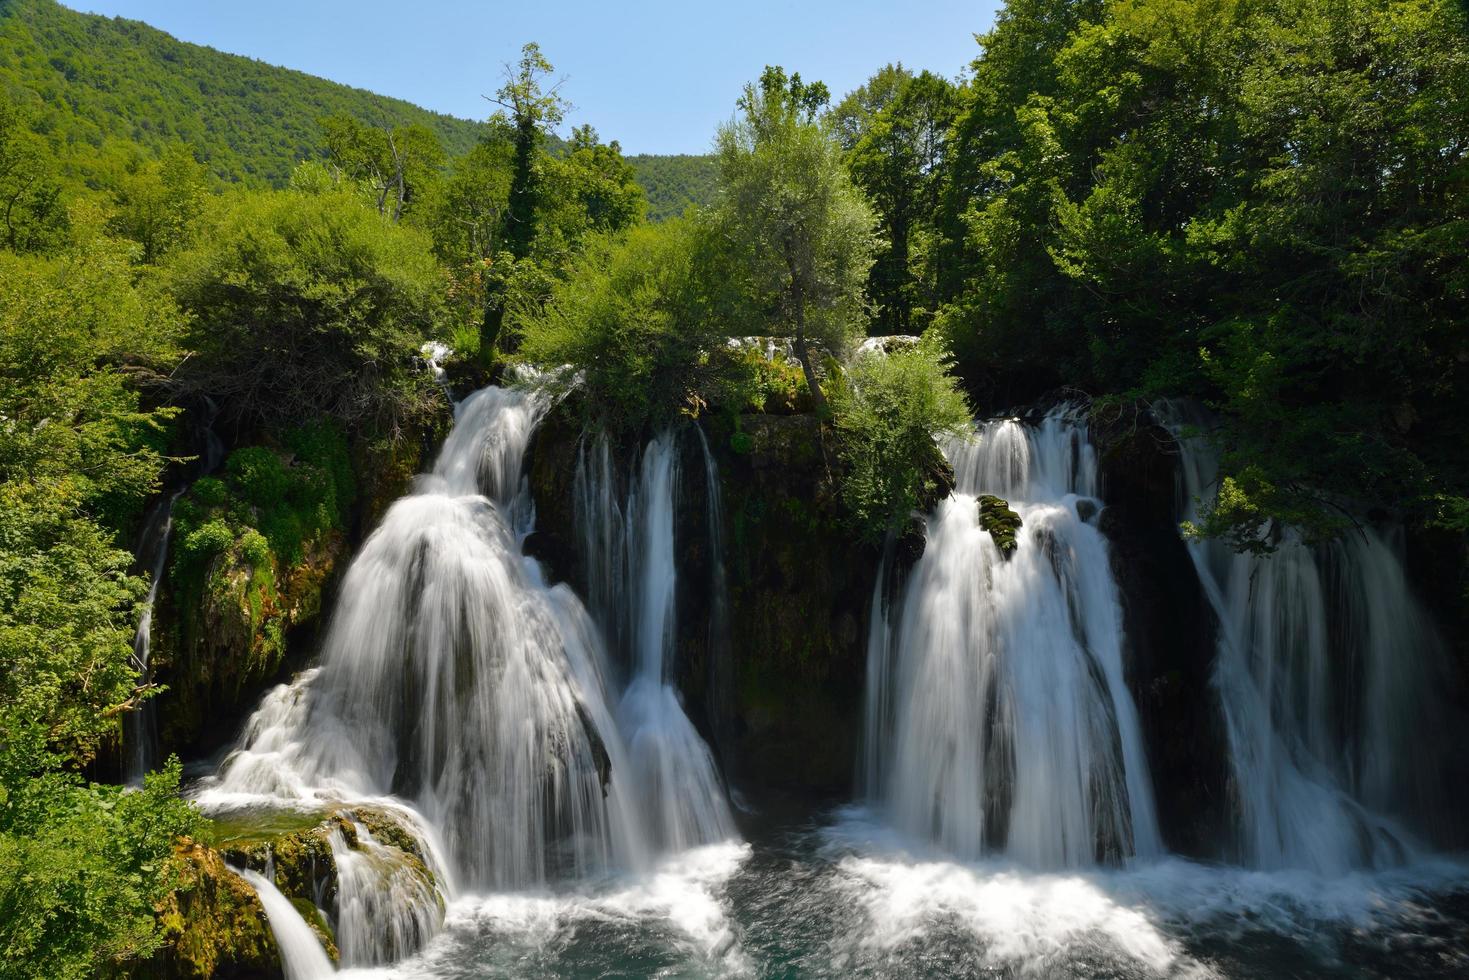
xmin=977 ymin=495 xmax=1023 ymax=557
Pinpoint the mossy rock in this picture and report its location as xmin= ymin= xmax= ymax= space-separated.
xmin=978 ymin=494 xmax=1023 ymax=557
xmin=143 ymin=839 xmax=281 ymax=979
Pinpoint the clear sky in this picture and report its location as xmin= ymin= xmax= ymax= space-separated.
xmin=71 ymin=1 xmax=999 ymax=155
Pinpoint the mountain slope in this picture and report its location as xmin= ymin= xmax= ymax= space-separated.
xmin=0 ymin=0 xmax=486 ymax=185
xmin=625 ymin=154 xmax=718 ymax=221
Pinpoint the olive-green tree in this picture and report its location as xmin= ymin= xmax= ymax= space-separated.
xmin=714 ymin=66 xmax=880 ymax=414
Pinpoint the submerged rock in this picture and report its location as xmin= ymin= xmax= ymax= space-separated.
xmin=977 ymin=494 xmax=1023 ymax=557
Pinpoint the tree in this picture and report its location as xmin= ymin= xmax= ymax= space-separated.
xmin=837 ymin=66 xmax=958 ymax=333
xmin=833 ymin=339 xmax=972 ymax=539
xmin=491 ymin=42 xmax=568 ymax=260
xmin=0 ymin=102 xmax=68 ymax=254
xmin=104 ymin=143 xmax=209 ymax=264
xmin=166 ymin=186 xmax=446 ymax=435
xmin=321 ymin=115 xmax=446 ymax=221
xmin=516 ymin=218 xmax=749 ymax=432
xmin=479 ymin=43 xmax=569 ymax=356
xmin=714 ymin=66 xmax=880 ymax=413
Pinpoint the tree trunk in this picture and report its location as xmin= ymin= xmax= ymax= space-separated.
xmin=790 ymin=299 xmax=829 ymax=416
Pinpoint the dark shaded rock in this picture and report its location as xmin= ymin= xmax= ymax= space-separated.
xmin=681 ymin=413 xmax=882 ymax=800
xmin=526 ymin=407 xmax=884 ymax=803
xmin=893 ymin=512 xmax=929 ymax=572
xmin=1090 ymin=402 xmax=1231 ymax=859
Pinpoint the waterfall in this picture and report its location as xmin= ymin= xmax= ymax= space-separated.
xmin=579 ymin=430 xmax=736 ymax=851
xmin=237 ymin=868 xmax=335 ymax=980
xmin=127 ymin=399 xmax=224 ymax=782
xmin=124 ymin=487 xmax=183 ymax=783
xmin=327 ymin=817 xmax=443 ymax=966
xmin=865 ymin=408 xmax=1161 ymax=867
xmin=199 ymin=385 xmax=651 ymax=892
xmin=1161 ymin=405 xmax=1452 ymax=873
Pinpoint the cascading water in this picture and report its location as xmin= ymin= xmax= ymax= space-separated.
xmin=1161 ymin=405 xmax=1454 ymax=873
xmin=126 ymin=401 xmax=224 ymax=783
xmin=865 ymin=408 xmax=1160 ymax=866
xmin=328 ymin=817 xmax=443 ymax=966
xmin=578 ymin=430 xmax=736 ymax=851
xmin=196 ymin=385 xmax=669 ymax=966
xmin=124 ymin=486 xmax=184 ymax=783
xmin=236 ymin=868 xmax=334 ymax=980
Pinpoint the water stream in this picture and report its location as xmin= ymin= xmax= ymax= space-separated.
xmin=1161 ymin=404 xmax=1456 ymax=873
xmin=191 ymin=391 xmax=1468 ymax=978
xmin=865 ymin=408 xmax=1161 ymax=865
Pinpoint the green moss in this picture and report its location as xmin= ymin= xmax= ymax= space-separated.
xmin=146 ymin=840 xmax=280 ymax=979
xmin=977 ymin=494 xmax=1023 ymax=557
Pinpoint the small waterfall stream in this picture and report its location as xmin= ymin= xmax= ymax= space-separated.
xmin=123 ymin=486 xmax=184 ymax=783
xmin=236 ymin=868 xmax=334 ymax=980
xmin=1162 ymin=406 xmax=1454 ymax=873
xmin=865 ymin=408 xmax=1161 ymax=866
xmin=126 ymin=401 xmax=225 ymax=784
xmin=579 ymin=430 xmax=736 ymax=851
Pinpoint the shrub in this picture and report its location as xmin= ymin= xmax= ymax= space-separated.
xmin=832 ymin=339 xmax=972 ymax=540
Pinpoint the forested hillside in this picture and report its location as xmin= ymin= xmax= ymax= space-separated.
xmin=0 ymin=0 xmax=717 ymax=207
xmin=0 ymin=0 xmax=486 ymax=184
xmin=625 ymin=153 xmax=718 ymax=220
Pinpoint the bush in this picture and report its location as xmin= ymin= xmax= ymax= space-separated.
xmin=167 ymin=187 xmax=447 ymax=434
xmin=515 ymin=218 xmax=752 ymax=433
xmin=832 ymin=339 xmax=972 ymax=540
xmin=225 ymin=447 xmax=290 ymax=510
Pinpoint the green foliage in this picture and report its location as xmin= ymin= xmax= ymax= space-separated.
xmin=0 ymin=0 xmax=484 ymax=187
xmin=931 ymin=0 xmax=1469 ymax=539
xmin=0 ymin=99 xmax=69 ymax=253
xmin=516 ymin=218 xmax=750 ymax=433
xmin=0 ymin=235 xmax=183 ymax=759
xmin=626 ymin=154 xmax=718 ymax=221
xmin=715 ymin=66 xmax=880 ymax=410
xmin=835 ymin=65 xmax=958 ymax=334
xmin=166 ymin=186 xmax=446 ymax=432
xmin=832 ymin=342 xmax=972 ymax=539
xmin=321 ymin=115 xmax=446 ymax=222
xmin=176 ymin=421 xmax=354 ymax=578
xmin=0 ymin=743 xmax=200 ymax=980
xmin=0 ymin=196 xmax=199 ymax=977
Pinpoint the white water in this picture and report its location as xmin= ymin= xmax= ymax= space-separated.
xmin=866 ymin=408 xmax=1161 ymax=866
xmin=200 ymin=387 xmax=645 ymax=889
xmin=238 ymin=867 xmax=335 ymax=980
xmin=329 ymin=819 xmax=444 ymax=965
xmin=1162 ymin=405 xmax=1453 ymax=873
xmin=197 ymin=387 xmax=747 ymax=974
xmin=580 ymin=430 xmax=736 ymax=851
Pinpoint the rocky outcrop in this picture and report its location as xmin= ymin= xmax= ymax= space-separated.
xmin=153 ymin=527 xmax=348 ymax=760
xmin=692 ymin=413 xmax=883 ymax=798
xmin=977 ymin=494 xmax=1022 ymax=556
xmin=1089 ymin=402 xmax=1232 ymax=859
xmin=142 ymin=840 xmax=283 ymax=979
xmin=527 ymin=406 xmax=887 ymax=802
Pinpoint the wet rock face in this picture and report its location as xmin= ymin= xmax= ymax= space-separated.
xmin=527 ymin=408 xmax=885 ymax=803
xmin=1090 ymin=403 xmax=1232 ymax=859
xmin=688 ymin=413 xmax=884 ymax=800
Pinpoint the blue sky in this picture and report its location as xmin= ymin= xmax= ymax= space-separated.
xmin=73 ymin=1 xmax=998 ymax=155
